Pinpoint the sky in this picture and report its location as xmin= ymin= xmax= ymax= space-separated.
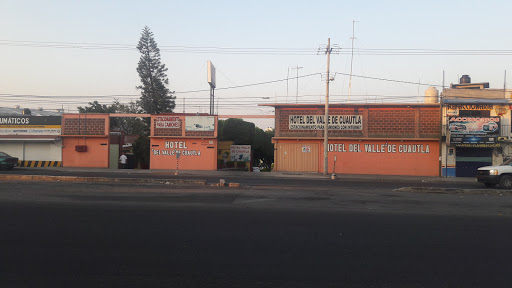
xmin=1 ymin=0 xmax=512 ymax=129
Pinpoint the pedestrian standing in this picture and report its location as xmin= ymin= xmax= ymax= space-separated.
xmin=119 ymin=153 xmax=128 ymax=169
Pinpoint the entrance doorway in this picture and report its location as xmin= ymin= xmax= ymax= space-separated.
xmin=455 ymin=147 xmax=492 ymax=177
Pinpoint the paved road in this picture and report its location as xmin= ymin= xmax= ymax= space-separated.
xmin=2 ymin=181 xmax=512 ymax=287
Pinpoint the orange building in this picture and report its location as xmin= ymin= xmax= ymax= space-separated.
xmin=150 ymin=114 xmax=218 ymax=170
xmin=267 ymin=103 xmax=441 ymax=176
xmin=61 ymin=114 xmax=110 ymax=168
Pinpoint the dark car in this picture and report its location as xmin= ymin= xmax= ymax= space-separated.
xmin=0 ymin=152 xmax=19 ymax=170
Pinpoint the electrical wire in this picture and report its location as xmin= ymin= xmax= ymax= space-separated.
xmin=3 ymin=39 xmax=512 ymax=55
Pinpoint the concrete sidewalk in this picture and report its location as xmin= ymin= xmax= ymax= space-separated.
xmin=5 ymin=166 xmax=477 ymax=184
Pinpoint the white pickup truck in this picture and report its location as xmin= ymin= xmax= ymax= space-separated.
xmin=476 ymin=158 xmax=512 ymax=188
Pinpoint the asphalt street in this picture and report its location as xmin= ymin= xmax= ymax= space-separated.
xmin=2 ymin=180 xmax=512 ymax=287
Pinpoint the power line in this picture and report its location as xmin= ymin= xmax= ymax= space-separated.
xmin=335 ymin=72 xmax=443 ymax=87
xmin=3 ymin=39 xmax=512 ymax=55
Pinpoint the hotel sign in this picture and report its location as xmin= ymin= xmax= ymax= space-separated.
xmin=289 ymin=115 xmax=362 ymax=130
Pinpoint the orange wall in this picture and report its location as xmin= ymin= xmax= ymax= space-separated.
xmin=62 ymin=137 xmax=109 ymax=168
xmin=326 ymin=140 xmax=439 ymax=176
xmin=276 ymin=139 xmax=439 ymax=176
xmin=150 ymin=138 xmax=217 ymax=170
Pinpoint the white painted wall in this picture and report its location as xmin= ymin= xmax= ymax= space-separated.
xmin=0 ymin=140 xmax=62 ymax=161
xmin=0 ymin=142 xmax=24 ymax=158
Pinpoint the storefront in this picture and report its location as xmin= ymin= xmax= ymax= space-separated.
xmin=442 ymin=100 xmax=510 ymax=177
xmin=150 ymin=114 xmax=218 ymax=170
xmin=267 ymin=103 xmax=441 ymax=176
xmin=0 ymin=112 xmax=63 ymax=167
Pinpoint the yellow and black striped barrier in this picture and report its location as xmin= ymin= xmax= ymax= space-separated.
xmin=18 ymin=161 xmax=62 ymax=167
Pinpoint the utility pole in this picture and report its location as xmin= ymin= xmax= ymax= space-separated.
xmin=439 ymin=70 xmax=445 ymax=177
xmin=348 ymin=20 xmax=359 ymax=103
xmin=323 ymin=38 xmax=332 ymax=176
xmin=292 ymin=65 xmax=303 ymax=103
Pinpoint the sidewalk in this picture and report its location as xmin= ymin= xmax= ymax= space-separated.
xmin=9 ymin=166 xmax=477 ymax=184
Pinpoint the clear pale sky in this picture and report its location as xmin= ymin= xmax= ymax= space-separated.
xmin=1 ymin=0 xmax=511 ymax=128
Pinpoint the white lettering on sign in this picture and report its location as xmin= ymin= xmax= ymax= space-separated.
xmin=0 ymin=117 xmax=30 ymax=124
xmin=155 ymin=116 xmax=180 ymax=128
xmin=289 ymin=115 xmax=362 ymax=130
xmin=165 ymin=141 xmax=188 ymax=149
xmin=152 ymin=149 xmax=201 ymax=156
xmin=327 ymin=142 xmax=431 ymax=154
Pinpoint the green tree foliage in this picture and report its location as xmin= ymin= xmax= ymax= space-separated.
xmin=136 ymin=26 xmax=175 ymax=114
xmin=77 ymin=101 xmax=117 ymax=114
xmin=252 ymin=127 xmax=274 ymax=167
xmin=218 ymin=118 xmax=274 ymax=168
xmin=77 ymin=100 xmax=146 ymax=135
xmin=132 ymin=134 xmax=150 ymax=168
xmin=220 ymin=118 xmax=255 ymax=145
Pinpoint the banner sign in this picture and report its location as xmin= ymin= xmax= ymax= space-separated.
xmin=0 ymin=116 xmax=61 ymax=135
xmin=448 ymin=117 xmax=500 ymax=145
xmin=446 ymin=104 xmax=493 ymax=110
xmin=155 ymin=116 xmax=180 ymax=129
xmin=289 ymin=115 xmax=362 ymax=130
xmin=230 ymin=145 xmax=251 ymax=162
xmin=185 ymin=116 xmax=215 ymax=131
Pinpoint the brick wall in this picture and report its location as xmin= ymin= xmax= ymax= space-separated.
xmin=419 ymin=108 xmax=440 ymax=138
xmin=275 ymin=105 xmax=440 ymax=139
xmin=185 ymin=130 xmax=215 ymax=137
xmin=368 ymin=108 xmax=415 ymax=138
xmin=63 ymin=118 xmax=105 ymax=135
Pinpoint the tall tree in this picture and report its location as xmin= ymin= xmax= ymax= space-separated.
xmin=136 ymin=26 xmax=175 ymax=114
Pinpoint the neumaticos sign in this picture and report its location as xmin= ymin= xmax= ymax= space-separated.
xmin=0 ymin=116 xmax=61 ymax=135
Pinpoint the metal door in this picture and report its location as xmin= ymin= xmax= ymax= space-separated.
xmin=276 ymin=143 xmax=318 ymax=172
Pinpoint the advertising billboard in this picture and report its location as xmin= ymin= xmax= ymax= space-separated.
xmin=185 ymin=116 xmax=215 ymax=131
xmin=448 ymin=117 xmax=500 ymax=146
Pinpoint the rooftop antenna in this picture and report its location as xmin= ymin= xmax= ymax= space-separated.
xmin=505 ymin=70 xmax=507 ymax=90
xmin=292 ymin=65 xmax=303 ymax=103
xmin=348 ymin=20 xmax=359 ymax=103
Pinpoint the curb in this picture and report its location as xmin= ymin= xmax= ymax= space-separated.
xmin=395 ymin=187 xmax=512 ymax=195
xmin=0 ymin=175 xmax=206 ymax=185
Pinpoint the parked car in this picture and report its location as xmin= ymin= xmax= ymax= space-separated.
xmin=482 ymin=122 xmax=498 ymax=132
xmin=476 ymin=158 xmax=512 ymax=188
xmin=0 ymin=152 xmax=19 ymax=170
xmin=449 ymin=123 xmax=467 ymax=132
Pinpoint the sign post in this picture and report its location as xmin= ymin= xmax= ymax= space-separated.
xmin=175 ymin=150 xmax=181 ymax=175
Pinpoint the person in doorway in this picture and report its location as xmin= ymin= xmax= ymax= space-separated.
xmin=119 ymin=153 xmax=128 ymax=169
